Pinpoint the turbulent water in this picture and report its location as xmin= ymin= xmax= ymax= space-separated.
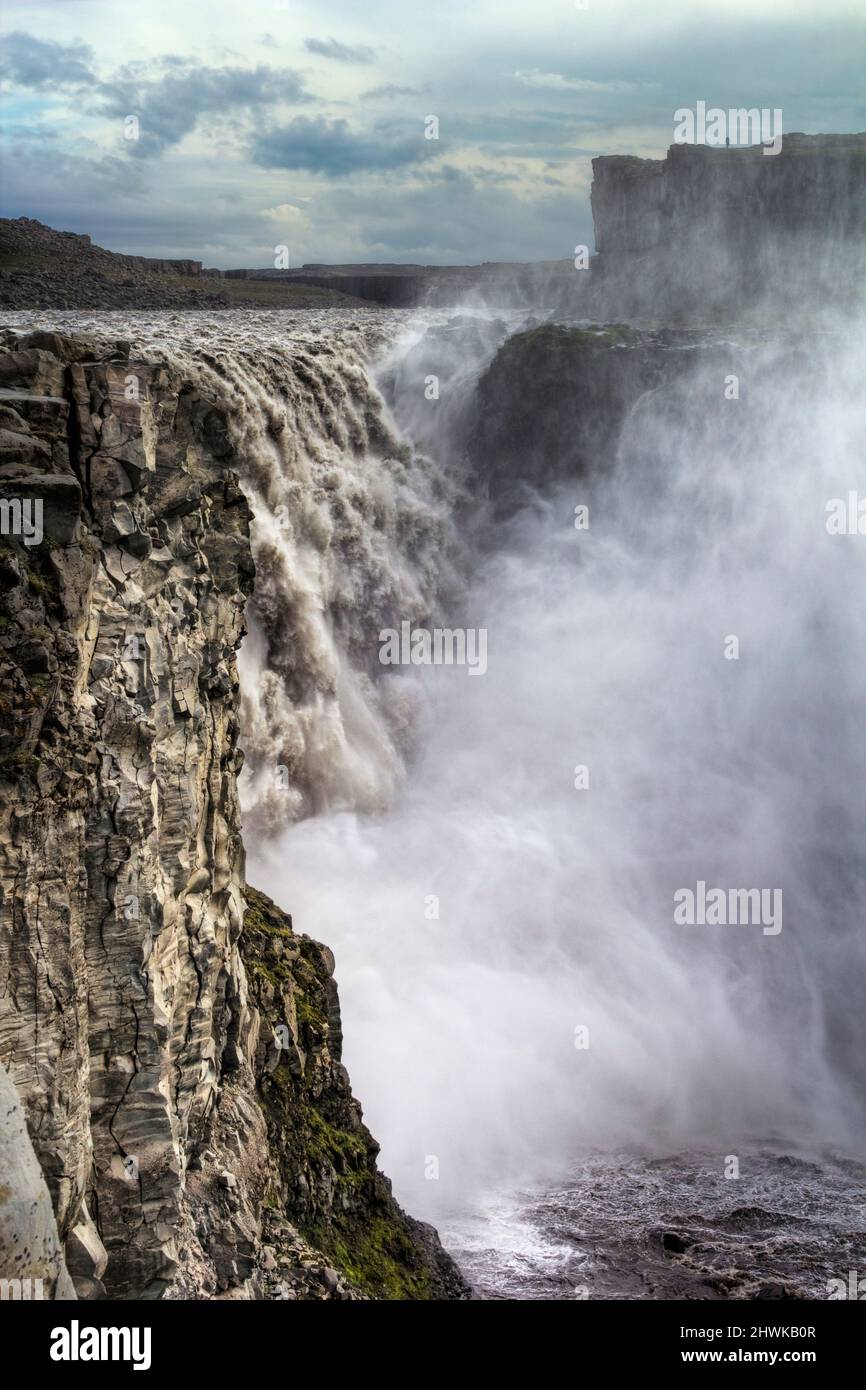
xmin=12 ymin=306 xmax=866 ymax=1299
xmin=13 ymin=309 xmax=467 ymax=826
xmin=444 ymin=1150 xmax=866 ymax=1300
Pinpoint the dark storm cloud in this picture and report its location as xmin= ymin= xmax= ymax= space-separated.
xmin=250 ymin=115 xmax=427 ymax=175
xmin=304 ymin=38 xmax=376 ymax=65
xmin=97 ymin=64 xmax=311 ymax=158
xmin=0 ymin=31 xmax=96 ymax=90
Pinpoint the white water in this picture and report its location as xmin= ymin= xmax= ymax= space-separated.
xmin=249 ymin=311 xmax=866 ymax=1229
xmin=11 ymin=308 xmax=866 ymax=1260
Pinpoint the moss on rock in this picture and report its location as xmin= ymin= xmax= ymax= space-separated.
xmin=240 ymin=885 xmax=469 ymax=1301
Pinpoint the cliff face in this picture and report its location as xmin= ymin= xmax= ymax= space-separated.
xmin=0 ymin=329 xmax=468 ymax=1300
xmin=468 ymin=324 xmax=668 ymax=506
xmin=591 ymin=135 xmax=866 ymax=255
xmin=466 ymin=137 xmax=866 ymax=502
xmin=467 ymin=322 xmax=821 ymax=513
xmin=589 ymin=134 xmax=866 ymax=321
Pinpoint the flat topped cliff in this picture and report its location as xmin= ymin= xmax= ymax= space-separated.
xmin=592 ymin=133 xmax=866 ymax=253
xmin=587 ymin=132 xmax=866 ymax=321
xmin=3 ymin=133 xmax=862 ymax=316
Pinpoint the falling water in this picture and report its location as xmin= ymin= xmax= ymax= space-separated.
xmin=14 ymin=306 xmax=866 ymax=1298
xmin=247 ymin=310 xmax=866 ymax=1297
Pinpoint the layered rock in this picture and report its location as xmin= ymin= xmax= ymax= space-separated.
xmin=0 ymin=328 xmax=468 ymax=1300
xmin=589 ymin=134 xmax=866 ymax=321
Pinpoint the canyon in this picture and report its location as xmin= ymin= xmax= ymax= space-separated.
xmin=0 ymin=131 xmax=864 ymax=1301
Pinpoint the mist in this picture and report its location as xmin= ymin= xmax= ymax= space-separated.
xmin=248 ymin=306 xmax=866 ymax=1222
xmin=13 ymin=305 xmax=863 ymax=1229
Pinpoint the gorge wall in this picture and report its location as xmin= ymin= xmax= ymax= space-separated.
xmin=588 ymin=134 xmax=866 ymax=321
xmin=0 ymin=327 xmax=468 ymax=1300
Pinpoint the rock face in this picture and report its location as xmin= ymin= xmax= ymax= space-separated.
xmin=469 ymin=324 xmax=666 ymax=505
xmin=236 ymin=889 xmax=466 ymax=1300
xmin=468 ymin=323 xmax=745 ymax=508
xmin=0 ymin=328 xmax=469 ymax=1300
xmin=589 ymin=134 xmax=866 ymax=320
xmin=467 ymin=321 xmax=822 ymax=512
xmin=592 ymin=135 xmax=866 ymax=256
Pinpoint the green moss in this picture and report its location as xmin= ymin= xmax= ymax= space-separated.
xmin=243 ymin=894 xmax=293 ymax=938
xmin=306 ymin=1217 xmax=434 ymax=1301
xmin=302 ymin=1105 xmax=369 ymax=1167
xmin=504 ymin=322 xmax=641 ymax=356
xmin=26 ymin=566 xmax=57 ymax=600
xmin=240 ymin=883 xmax=448 ymax=1300
xmin=295 ymin=996 xmax=327 ymax=1030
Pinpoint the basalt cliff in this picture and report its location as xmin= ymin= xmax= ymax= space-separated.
xmin=0 ymin=329 xmax=468 ymax=1300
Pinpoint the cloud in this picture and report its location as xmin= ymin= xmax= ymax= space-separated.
xmin=1 ymin=4 xmax=864 ymax=266
xmin=304 ymin=37 xmax=375 ymax=65
xmin=97 ymin=64 xmax=310 ymax=158
xmin=362 ymin=84 xmax=428 ymax=100
xmin=250 ymin=115 xmax=427 ymax=176
xmin=512 ymin=70 xmax=657 ymax=93
xmin=319 ymin=166 xmax=588 ymax=264
xmin=0 ymin=130 xmax=148 ymax=213
xmin=259 ymin=202 xmax=305 ymax=221
xmin=445 ymin=107 xmax=605 ymax=160
xmin=0 ymin=31 xmax=96 ymax=90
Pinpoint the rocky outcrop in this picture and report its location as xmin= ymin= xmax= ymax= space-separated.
xmin=467 ymin=321 xmax=823 ymax=511
xmin=0 ymin=328 xmax=469 ymax=1300
xmin=0 ymin=221 xmax=370 ymax=311
xmin=468 ymin=323 xmax=719 ymax=507
xmin=235 ymin=888 xmax=467 ymax=1300
xmin=469 ymin=324 xmax=661 ymax=504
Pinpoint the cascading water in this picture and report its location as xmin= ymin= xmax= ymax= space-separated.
xmin=15 ymin=305 xmax=866 ymax=1298
xmin=247 ymin=312 xmax=866 ymax=1298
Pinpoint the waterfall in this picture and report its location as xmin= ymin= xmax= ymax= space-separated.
xmin=245 ymin=311 xmax=866 ymax=1224
xmin=15 ymin=306 xmax=866 ymax=1236
xmin=26 ymin=310 xmax=469 ymax=826
xmin=156 ymin=314 xmax=468 ymax=829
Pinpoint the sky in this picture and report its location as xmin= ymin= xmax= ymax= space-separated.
xmin=0 ymin=0 xmax=863 ymax=266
